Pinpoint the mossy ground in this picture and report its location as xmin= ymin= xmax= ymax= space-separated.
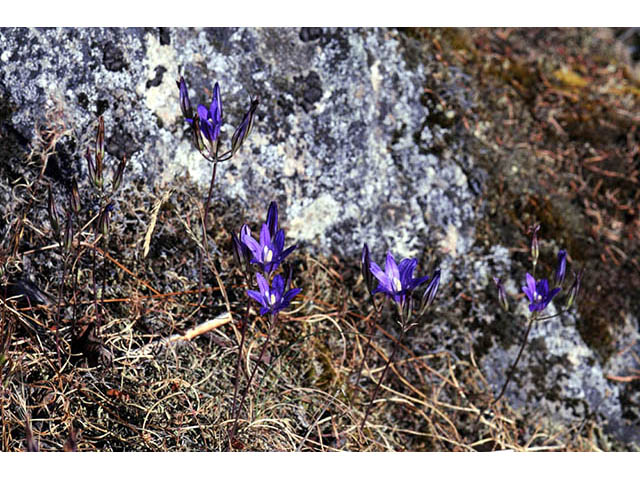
xmin=2 ymin=28 xmax=639 ymax=451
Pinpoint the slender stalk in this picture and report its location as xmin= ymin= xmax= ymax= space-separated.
xmin=229 ymin=313 xmax=277 ymax=443
xmin=490 ymin=314 xmax=536 ymax=408
xmin=53 ymin=252 xmax=69 ymax=370
xmin=360 ymin=329 xmax=404 ymax=432
xmin=198 ymin=158 xmax=218 ymax=304
xmin=353 ymin=297 xmax=381 ymax=387
xmin=230 ymin=300 xmax=251 ymax=420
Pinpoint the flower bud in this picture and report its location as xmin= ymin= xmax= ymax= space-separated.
xmin=97 ymin=202 xmax=115 ymax=237
xmin=70 ymin=177 xmax=81 ymax=215
xmin=566 ymin=268 xmax=584 ymax=309
xmin=266 ymin=201 xmax=278 ymax=238
xmin=176 ymin=76 xmax=193 ymax=119
xmin=112 ymin=155 xmax=127 ymax=192
xmin=47 ymin=185 xmax=60 ymax=238
xmin=85 ymin=147 xmax=96 ymax=186
xmin=191 ymin=112 xmax=206 ymax=154
xmin=420 ymin=269 xmax=441 ymax=313
xmin=493 ymin=276 xmax=509 ymax=312
xmin=555 ymin=249 xmax=567 ymax=287
xmin=96 ymin=116 xmax=105 ymax=166
xmin=361 ymin=243 xmax=374 ymax=296
xmin=231 ymin=97 xmax=258 ymax=156
xmin=529 ymin=223 xmax=540 ymax=270
xmin=231 ymin=231 xmax=250 ymax=270
xmin=63 ymin=212 xmax=73 ymax=253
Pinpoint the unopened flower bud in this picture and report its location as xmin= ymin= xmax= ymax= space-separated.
xmin=63 ymin=212 xmax=73 ymax=252
xmin=555 ymin=249 xmax=567 ymax=287
xmin=231 ymin=97 xmax=258 ymax=156
xmin=361 ymin=243 xmax=374 ymax=296
xmin=47 ymin=185 xmax=60 ymax=237
xmin=420 ymin=269 xmax=441 ymax=313
xmin=529 ymin=223 xmax=540 ymax=270
xmin=96 ymin=116 xmax=105 ymax=165
xmin=97 ymin=202 xmax=115 ymax=237
xmin=176 ymin=76 xmax=193 ymax=119
xmin=231 ymin=231 xmax=250 ymax=270
xmin=566 ymin=268 xmax=584 ymax=309
xmin=494 ymin=276 xmax=509 ymax=312
xmin=70 ymin=177 xmax=81 ymax=214
xmin=112 ymin=155 xmax=127 ymax=192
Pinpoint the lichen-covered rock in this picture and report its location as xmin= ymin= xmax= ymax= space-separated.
xmin=1 ymin=27 xmax=637 ymax=449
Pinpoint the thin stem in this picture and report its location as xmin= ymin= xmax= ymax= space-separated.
xmin=53 ymin=252 xmax=69 ymax=370
xmin=353 ymin=297 xmax=381 ymax=387
xmin=230 ymin=299 xmax=251 ymax=420
xmin=360 ymin=328 xmax=404 ymax=432
xmin=198 ymin=157 xmax=219 ymax=305
xmin=490 ymin=313 xmax=537 ymax=408
xmin=229 ymin=313 xmax=277 ymax=443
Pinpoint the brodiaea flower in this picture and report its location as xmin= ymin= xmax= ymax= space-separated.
xmin=240 ymin=202 xmax=296 ymax=274
xmin=247 ymin=273 xmax=301 ymax=316
xmin=370 ymin=251 xmax=429 ymax=305
xmin=522 ymin=273 xmax=560 ymax=312
xmin=185 ymin=82 xmax=223 ymax=143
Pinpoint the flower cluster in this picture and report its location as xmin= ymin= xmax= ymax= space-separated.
xmin=362 ymin=244 xmax=441 ymax=317
xmin=494 ymin=227 xmax=583 ymax=315
xmin=237 ymin=202 xmax=300 ymax=316
xmin=177 ymin=76 xmax=258 ymax=161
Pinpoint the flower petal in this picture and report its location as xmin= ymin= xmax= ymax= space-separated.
xmin=247 ymin=289 xmax=265 ymax=307
xmin=267 ymin=201 xmax=278 ymax=238
xmin=255 ymin=273 xmax=269 ymax=296
xmin=259 ymin=223 xmax=270 ymax=247
xmin=385 ymin=252 xmax=399 ymax=282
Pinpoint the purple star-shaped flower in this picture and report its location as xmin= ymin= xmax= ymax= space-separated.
xmin=522 ymin=273 xmax=560 ymax=312
xmin=185 ymin=82 xmax=223 ymax=142
xmin=247 ymin=273 xmax=301 ymax=316
xmin=240 ymin=202 xmax=296 ymax=274
xmin=369 ymin=251 xmax=429 ymax=305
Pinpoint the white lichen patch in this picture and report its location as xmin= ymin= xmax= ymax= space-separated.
xmin=288 ymin=194 xmax=341 ymax=244
xmin=137 ymin=32 xmax=181 ymax=127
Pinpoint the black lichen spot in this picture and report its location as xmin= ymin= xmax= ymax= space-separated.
xmin=299 ymin=28 xmax=323 ymax=42
xmin=77 ymin=92 xmax=89 ymax=110
xmin=158 ymin=27 xmax=171 ymax=46
xmin=96 ymin=99 xmax=109 ymax=116
xmin=103 ymin=41 xmax=127 ymax=72
xmin=295 ymin=70 xmax=323 ymax=113
xmin=146 ymin=66 xmax=167 ymax=89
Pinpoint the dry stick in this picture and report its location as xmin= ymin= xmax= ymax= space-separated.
xmin=360 ymin=329 xmax=405 ymax=432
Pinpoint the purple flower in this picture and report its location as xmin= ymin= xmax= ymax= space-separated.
xmin=185 ymin=82 xmax=223 ymax=143
xmin=522 ymin=273 xmax=560 ymax=312
xmin=247 ymin=273 xmax=301 ymax=316
xmin=240 ymin=202 xmax=296 ymax=274
xmin=369 ymin=251 xmax=429 ymax=305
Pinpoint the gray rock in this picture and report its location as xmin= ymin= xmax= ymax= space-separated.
xmin=1 ymin=27 xmax=636 ymax=448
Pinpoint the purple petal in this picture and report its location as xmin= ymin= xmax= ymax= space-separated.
xmin=280 ymin=243 xmax=296 ymax=262
xmin=211 ymin=82 xmax=222 ymax=123
xmin=255 ymin=273 xmax=269 ymax=296
xmin=537 ymin=278 xmax=549 ymax=297
xmin=370 ymin=261 xmax=391 ymax=292
xmin=241 ymin=227 xmax=261 ymax=260
xmin=272 ymin=275 xmax=285 ymax=301
xmin=247 ymin=289 xmax=265 ymax=307
xmin=398 ymin=258 xmax=417 ymax=288
xmin=259 ymin=223 xmax=270 ymax=247
xmin=385 ymin=252 xmax=399 ymax=282
xmin=274 ymin=230 xmax=285 ymax=253
xmin=197 ymin=104 xmax=209 ymax=121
